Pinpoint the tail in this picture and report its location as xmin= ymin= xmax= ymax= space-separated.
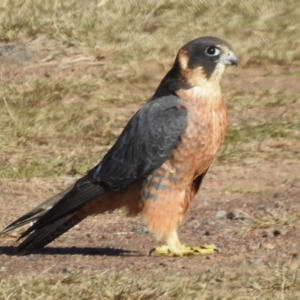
xmin=3 ymin=181 xmax=105 ymax=255
xmin=2 ymin=183 xmax=75 ymax=234
xmin=17 ymin=209 xmax=87 ymax=255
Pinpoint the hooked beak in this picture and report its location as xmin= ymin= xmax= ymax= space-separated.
xmin=220 ymin=50 xmax=238 ymax=66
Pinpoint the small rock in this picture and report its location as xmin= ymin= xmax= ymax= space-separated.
xmin=62 ymin=267 xmax=72 ymax=273
xmin=248 ymin=258 xmax=262 ymax=265
xmin=262 ymin=243 xmax=275 ymax=250
xmin=227 ymin=210 xmax=244 ymax=220
xmin=216 ymin=210 xmax=226 ymax=218
xmin=273 ymin=229 xmax=281 ymax=236
xmin=66 ymin=238 xmax=74 ymax=244
xmin=27 ymin=254 xmax=36 ymax=261
xmin=244 ymin=158 xmax=259 ymax=165
xmin=262 ymin=231 xmax=268 ymax=238
xmin=258 ymin=206 xmax=268 ymax=211
xmin=248 ymin=243 xmax=260 ymax=251
xmin=291 ymin=182 xmax=300 ymax=188
xmin=132 ymin=226 xmax=148 ymax=234
xmin=274 ymin=201 xmax=284 ymax=208
xmin=273 ymin=192 xmax=281 ymax=198
xmin=201 ymin=218 xmax=211 ymax=226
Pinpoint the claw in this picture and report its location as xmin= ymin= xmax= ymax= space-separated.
xmin=149 ymin=244 xmax=218 ymax=257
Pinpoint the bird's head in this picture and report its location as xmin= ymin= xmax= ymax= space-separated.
xmin=176 ymin=36 xmax=238 ymax=87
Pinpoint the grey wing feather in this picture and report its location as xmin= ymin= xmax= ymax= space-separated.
xmin=89 ymin=95 xmax=188 ymax=190
xmin=26 ymin=94 xmax=187 ymax=229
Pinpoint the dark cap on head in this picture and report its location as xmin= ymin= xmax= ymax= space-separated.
xmin=179 ymin=36 xmax=237 ymax=78
xmin=152 ymin=36 xmax=237 ymax=99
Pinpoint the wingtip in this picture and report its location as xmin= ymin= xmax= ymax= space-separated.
xmin=2 ymin=212 xmax=38 ymax=235
xmin=2 ymin=221 xmax=23 ymax=234
xmin=3 ymin=183 xmax=76 ymax=235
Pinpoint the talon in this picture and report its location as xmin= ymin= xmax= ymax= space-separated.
xmin=150 ymin=243 xmax=218 ymax=257
xmin=149 ymin=248 xmax=155 ymax=256
xmin=190 ymin=244 xmax=218 ymax=255
xmin=205 ymin=244 xmax=219 ymax=252
xmin=150 ymin=245 xmax=175 ymax=257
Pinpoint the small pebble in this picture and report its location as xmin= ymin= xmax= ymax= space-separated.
xmin=201 ymin=218 xmax=211 ymax=225
xmin=262 ymin=243 xmax=275 ymax=250
xmin=273 ymin=229 xmax=281 ymax=236
xmin=227 ymin=211 xmax=244 ymax=220
xmin=62 ymin=267 xmax=72 ymax=273
xmin=248 ymin=258 xmax=262 ymax=265
xmin=274 ymin=201 xmax=284 ymax=208
xmin=216 ymin=210 xmax=226 ymax=218
xmin=258 ymin=206 xmax=268 ymax=211
xmin=132 ymin=226 xmax=148 ymax=234
xmin=248 ymin=243 xmax=260 ymax=251
xmin=27 ymin=254 xmax=36 ymax=261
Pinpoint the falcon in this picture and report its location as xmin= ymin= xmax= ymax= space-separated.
xmin=3 ymin=36 xmax=238 ymax=256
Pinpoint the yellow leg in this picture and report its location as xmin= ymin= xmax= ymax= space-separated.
xmin=149 ymin=231 xmax=218 ymax=257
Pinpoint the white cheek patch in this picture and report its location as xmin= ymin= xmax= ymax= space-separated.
xmin=179 ymin=53 xmax=189 ymax=70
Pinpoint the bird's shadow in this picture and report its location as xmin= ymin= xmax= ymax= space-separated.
xmin=0 ymin=246 xmax=142 ymax=257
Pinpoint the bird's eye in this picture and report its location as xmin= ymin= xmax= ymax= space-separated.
xmin=205 ymin=46 xmax=221 ymax=56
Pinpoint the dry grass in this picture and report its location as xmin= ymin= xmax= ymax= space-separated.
xmin=229 ymin=205 xmax=300 ymax=230
xmin=0 ymin=1 xmax=299 ymax=178
xmin=1 ymin=0 xmax=300 ymax=178
xmin=1 ymin=0 xmax=300 ymax=65
xmin=1 ymin=262 xmax=300 ymax=300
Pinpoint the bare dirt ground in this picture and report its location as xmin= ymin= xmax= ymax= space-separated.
xmin=1 ymin=164 xmax=300 ymax=279
xmin=0 ymin=36 xmax=300 ymax=298
xmin=0 ymin=163 xmax=300 ymax=278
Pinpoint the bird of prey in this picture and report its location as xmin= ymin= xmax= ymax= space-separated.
xmin=3 ymin=36 xmax=238 ymax=256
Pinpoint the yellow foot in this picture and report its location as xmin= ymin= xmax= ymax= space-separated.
xmin=149 ymin=244 xmax=218 ymax=257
